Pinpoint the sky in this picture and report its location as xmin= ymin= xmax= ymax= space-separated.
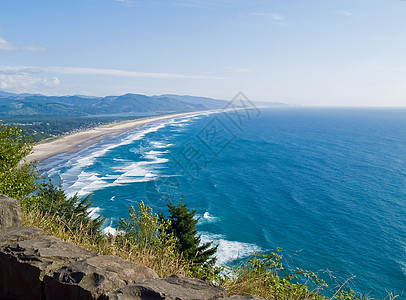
xmin=0 ymin=0 xmax=406 ymax=106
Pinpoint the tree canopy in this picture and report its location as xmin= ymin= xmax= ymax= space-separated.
xmin=0 ymin=124 xmax=38 ymax=200
xmin=36 ymin=182 xmax=104 ymax=236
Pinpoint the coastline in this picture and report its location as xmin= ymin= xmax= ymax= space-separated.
xmin=25 ymin=110 xmax=217 ymax=164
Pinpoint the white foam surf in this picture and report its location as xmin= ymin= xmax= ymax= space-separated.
xmin=45 ymin=111 xmax=220 ymax=200
xmin=103 ymin=226 xmax=117 ymax=235
xmin=88 ymin=206 xmax=101 ymax=219
xmin=200 ymin=232 xmax=263 ymax=266
xmin=150 ymin=141 xmax=173 ymax=149
xmin=196 ymin=212 xmax=219 ymax=225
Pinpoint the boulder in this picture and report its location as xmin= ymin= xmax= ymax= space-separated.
xmin=102 ymin=274 xmax=227 ymax=300
xmin=0 ymin=194 xmax=22 ymax=230
xmin=0 ymin=226 xmax=44 ymax=246
xmin=44 ymin=255 xmax=159 ymax=300
xmin=0 ymin=235 xmax=97 ymax=300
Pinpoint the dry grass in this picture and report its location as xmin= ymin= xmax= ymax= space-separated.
xmin=22 ymin=207 xmax=190 ymax=278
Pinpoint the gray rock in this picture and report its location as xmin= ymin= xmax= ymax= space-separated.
xmin=0 ymin=226 xmax=44 ymax=246
xmin=0 ymin=235 xmax=97 ymax=300
xmin=44 ymin=255 xmax=159 ymax=300
xmin=102 ymin=274 xmax=227 ymax=300
xmin=0 ymin=194 xmax=22 ymax=230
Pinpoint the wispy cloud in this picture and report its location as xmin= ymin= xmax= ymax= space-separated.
xmin=336 ymin=10 xmax=353 ymax=17
xmin=24 ymin=45 xmax=47 ymax=52
xmin=0 ymin=67 xmax=43 ymax=75
xmin=0 ymin=65 xmax=226 ymax=95
xmin=113 ymin=0 xmax=139 ymax=7
xmin=240 ymin=12 xmax=290 ymax=26
xmin=112 ymin=0 xmax=244 ymax=9
xmin=172 ymin=0 xmax=235 ymax=8
xmin=224 ymin=66 xmax=251 ymax=74
xmin=0 ymin=36 xmax=46 ymax=52
xmin=44 ymin=66 xmax=226 ymax=79
xmin=0 ymin=37 xmax=18 ymax=51
xmin=0 ymin=65 xmax=226 ymax=81
xmin=251 ymin=12 xmax=284 ymax=21
xmin=113 ymin=0 xmax=208 ymax=8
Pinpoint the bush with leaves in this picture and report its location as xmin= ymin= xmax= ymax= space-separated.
xmin=0 ymin=124 xmax=38 ymax=200
xmin=220 ymin=250 xmax=368 ymax=300
xmin=118 ymin=201 xmax=177 ymax=251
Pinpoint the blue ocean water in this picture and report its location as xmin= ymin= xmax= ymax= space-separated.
xmin=42 ymin=108 xmax=406 ymax=298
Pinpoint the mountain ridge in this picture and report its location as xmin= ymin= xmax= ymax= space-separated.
xmin=0 ymin=92 xmax=228 ymax=117
xmin=0 ymin=91 xmax=287 ymax=118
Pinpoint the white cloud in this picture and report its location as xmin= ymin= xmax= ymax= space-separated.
xmin=43 ymin=66 xmax=226 ymax=79
xmin=336 ymin=10 xmax=353 ymax=16
xmin=112 ymin=0 xmax=245 ymax=9
xmin=251 ymin=12 xmax=284 ymax=21
xmin=24 ymin=45 xmax=47 ymax=52
xmin=0 ymin=66 xmax=43 ymax=76
xmin=113 ymin=0 xmax=139 ymax=7
xmin=0 ymin=65 xmax=225 ymax=95
xmin=0 ymin=36 xmax=46 ymax=52
xmin=0 ymin=66 xmax=59 ymax=93
xmin=0 ymin=73 xmax=60 ymax=94
xmin=164 ymin=0 xmax=243 ymax=9
xmin=172 ymin=0 xmax=231 ymax=9
xmin=0 ymin=65 xmax=226 ymax=80
xmin=0 ymin=37 xmax=18 ymax=51
xmin=224 ymin=66 xmax=250 ymax=73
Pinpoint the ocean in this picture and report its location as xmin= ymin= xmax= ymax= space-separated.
xmin=41 ymin=107 xmax=406 ymax=298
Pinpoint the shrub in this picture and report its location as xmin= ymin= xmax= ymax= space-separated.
xmin=221 ymin=250 xmax=327 ymax=299
xmin=0 ymin=124 xmax=38 ymax=200
xmin=118 ymin=200 xmax=176 ymax=251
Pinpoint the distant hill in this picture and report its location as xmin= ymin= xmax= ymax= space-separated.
xmin=0 ymin=91 xmax=290 ymax=142
xmin=0 ymin=91 xmax=41 ymax=98
xmin=0 ymin=93 xmax=230 ymax=117
xmin=0 ymin=91 xmax=291 ymax=119
xmin=158 ymin=94 xmax=226 ymax=109
xmin=252 ymin=100 xmax=290 ymax=108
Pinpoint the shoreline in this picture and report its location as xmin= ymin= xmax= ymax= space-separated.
xmin=26 ymin=110 xmax=218 ymax=164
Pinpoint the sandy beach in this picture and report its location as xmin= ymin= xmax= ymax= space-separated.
xmin=26 ymin=110 xmax=215 ymax=163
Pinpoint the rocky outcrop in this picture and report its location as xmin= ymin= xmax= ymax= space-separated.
xmin=44 ymin=255 xmax=159 ymax=300
xmin=0 ymin=194 xmax=22 ymax=230
xmin=0 ymin=225 xmax=44 ymax=246
xmin=102 ymin=275 xmax=227 ymax=300
xmin=0 ymin=196 xmax=266 ymax=300
xmin=0 ymin=235 xmax=97 ymax=299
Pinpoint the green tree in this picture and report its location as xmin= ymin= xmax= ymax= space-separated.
xmin=35 ymin=182 xmax=104 ymax=236
xmin=164 ymin=201 xmax=218 ymax=269
xmin=0 ymin=124 xmax=38 ymax=200
xmin=119 ymin=201 xmax=176 ymax=250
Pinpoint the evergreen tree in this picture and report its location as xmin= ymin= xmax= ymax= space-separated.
xmin=36 ymin=182 xmax=104 ymax=236
xmin=165 ymin=201 xmax=218 ymax=268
